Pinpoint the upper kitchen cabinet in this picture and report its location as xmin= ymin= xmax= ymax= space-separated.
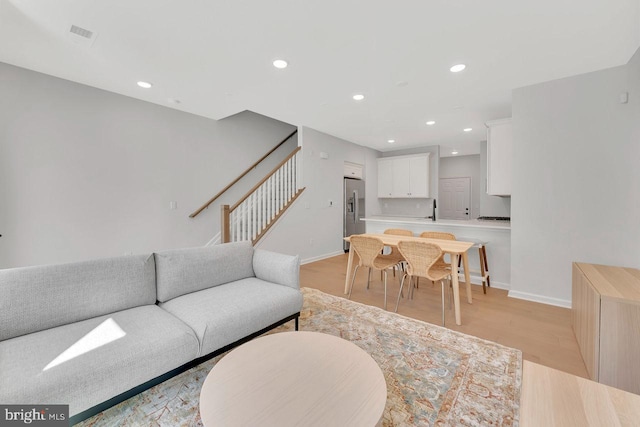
xmin=485 ymin=118 xmax=512 ymax=196
xmin=377 ymin=153 xmax=430 ymax=198
xmin=343 ymin=161 xmax=364 ymax=179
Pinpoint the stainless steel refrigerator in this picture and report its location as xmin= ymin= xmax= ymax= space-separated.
xmin=344 ymin=178 xmax=366 ymax=251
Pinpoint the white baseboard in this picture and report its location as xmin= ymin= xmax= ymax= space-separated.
xmin=301 ymin=250 xmax=345 ymax=265
xmin=508 ymin=290 xmax=571 ymax=308
xmin=460 ymin=274 xmax=510 ymax=291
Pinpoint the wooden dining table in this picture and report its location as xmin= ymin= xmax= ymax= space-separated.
xmin=343 ymin=233 xmax=475 ymax=325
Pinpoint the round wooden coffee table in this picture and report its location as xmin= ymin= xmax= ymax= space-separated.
xmin=199 ymin=331 xmax=387 ymax=426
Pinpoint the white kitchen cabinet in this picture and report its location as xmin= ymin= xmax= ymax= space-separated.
xmin=343 ymin=161 xmax=364 ymax=179
xmin=409 ymin=156 xmax=429 ymax=197
xmin=377 ymin=153 xmax=430 ymax=198
xmin=392 ymin=157 xmax=411 ymax=196
xmin=377 ymin=158 xmax=394 ymax=197
xmin=485 ymin=118 xmax=512 ymax=196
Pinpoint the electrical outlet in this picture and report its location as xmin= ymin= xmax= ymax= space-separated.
xmin=310 ymin=239 xmax=314 ymax=246
xmin=416 ymin=203 xmax=420 ymax=209
xmin=328 ymin=200 xmax=333 ymax=207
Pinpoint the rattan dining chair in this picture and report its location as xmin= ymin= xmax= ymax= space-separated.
xmin=348 ymin=235 xmax=402 ymax=310
xmin=395 ymin=240 xmax=452 ymax=326
xmin=383 ymin=228 xmax=413 ymax=278
xmin=384 ymin=228 xmax=414 ymax=237
xmin=417 ymin=231 xmax=456 ymax=288
xmin=419 ymin=231 xmax=457 ymax=241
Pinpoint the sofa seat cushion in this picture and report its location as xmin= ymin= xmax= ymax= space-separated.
xmin=159 ymin=278 xmax=303 ymax=356
xmin=0 ymin=305 xmax=199 ymax=417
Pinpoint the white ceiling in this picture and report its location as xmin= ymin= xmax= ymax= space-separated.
xmin=1 ymin=0 xmax=639 ymax=157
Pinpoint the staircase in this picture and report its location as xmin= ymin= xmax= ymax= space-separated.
xmin=221 ymin=146 xmax=305 ymax=245
xmin=190 ymin=129 xmax=304 ymax=246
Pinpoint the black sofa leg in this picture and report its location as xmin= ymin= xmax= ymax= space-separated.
xmin=68 ymin=312 xmax=301 ymax=425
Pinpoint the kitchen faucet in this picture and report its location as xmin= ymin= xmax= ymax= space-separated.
xmin=426 ymin=199 xmax=436 ymax=221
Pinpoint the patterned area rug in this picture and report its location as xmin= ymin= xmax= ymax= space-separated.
xmin=79 ymin=287 xmax=521 ymax=426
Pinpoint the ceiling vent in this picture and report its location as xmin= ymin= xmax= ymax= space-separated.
xmin=67 ymin=24 xmax=97 ymax=48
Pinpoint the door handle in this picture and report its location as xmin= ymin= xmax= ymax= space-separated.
xmin=353 ymin=190 xmax=358 ymax=222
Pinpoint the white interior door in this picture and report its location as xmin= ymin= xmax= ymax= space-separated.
xmin=439 ymin=177 xmax=471 ymax=220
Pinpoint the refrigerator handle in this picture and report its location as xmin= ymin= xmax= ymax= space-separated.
xmin=353 ymin=190 xmax=358 ymax=222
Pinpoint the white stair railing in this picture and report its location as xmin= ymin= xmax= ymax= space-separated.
xmin=221 ymin=147 xmax=304 ymax=245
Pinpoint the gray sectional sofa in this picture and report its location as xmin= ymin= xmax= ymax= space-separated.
xmin=0 ymin=241 xmax=302 ymax=424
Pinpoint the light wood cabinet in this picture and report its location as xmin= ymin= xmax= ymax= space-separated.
xmin=571 ymin=263 xmax=601 ymax=380
xmin=572 ymin=262 xmax=640 ymax=394
xmin=485 ymin=118 xmax=512 ymax=196
xmin=377 ymin=153 xmax=430 ymax=198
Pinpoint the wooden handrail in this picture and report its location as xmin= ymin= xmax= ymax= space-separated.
xmin=230 ymin=146 xmax=302 ymax=212
xmin=189 ymin=128 xmax=298 ymax=218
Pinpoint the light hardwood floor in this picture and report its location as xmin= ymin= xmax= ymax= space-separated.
xmin=301 ymin=253 xmax=589 ymax=379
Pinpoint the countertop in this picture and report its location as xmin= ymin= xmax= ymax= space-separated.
xmin=362 ymin=216 xmax=511 ymax=230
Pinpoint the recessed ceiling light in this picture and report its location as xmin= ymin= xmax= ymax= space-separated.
xmin=426 ymin=121 xmax=436 ymax=126
xmin=451 ymin=151 xmax=459 ymax=155
xmin=395 ymin=81 xmax=409 ymax=87
xmin=450 ymin=64 xmax=466 ymax=73
xmin=137 ymin=81 xmax=152 ymax=89
xmin=273 ymin=59 xmax=288 ymax=69
xmin=353 ymin=94 xmax=365 ymax=101
xmin=387 ymin=139 xmax=395 ymax=144
xmin=463 ymin=128 xmax=473 ymax=132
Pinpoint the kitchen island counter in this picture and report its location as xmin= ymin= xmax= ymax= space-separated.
xmin=363 ymin=216 xmax=510 ymax=230
xmin=362 ymin=216 xmax=510 ymax=289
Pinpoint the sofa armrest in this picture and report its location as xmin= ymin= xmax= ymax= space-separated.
xmin=252 ymin=249 xmax=300 ymax=290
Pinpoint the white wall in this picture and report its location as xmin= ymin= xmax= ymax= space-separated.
xmin=258 ymin=127 xmax=381 ymax=263
xmin=510 ymin=47 xmax=640 ymax=306
xmin=439 ymin=154 xmax=481 ymax=219
xmin=0 ymin=62 xmax=296 ymax=268
xmin=378 ymin=145 xmax=440 ymax=217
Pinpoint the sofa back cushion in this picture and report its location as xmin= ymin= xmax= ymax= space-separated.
xmin=154 ymin=241 xmax=255 ymax=303
xmin=0 ymin=254 xmax=156 ymax=341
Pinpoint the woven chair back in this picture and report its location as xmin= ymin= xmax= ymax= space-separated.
xmin=419 ymin=231 xmax=456 ymax=240
xmin=384 ymin=228 xmax=413 ymax=236
xmin=350 ymin=235 xmax=385 ymax=268
xmin=397 ymin=241 xmax=443 ymax=280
